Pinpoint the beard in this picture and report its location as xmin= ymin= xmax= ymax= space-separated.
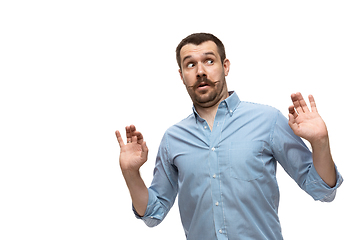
xmin=186 ymin=76 xmax=226 ymax=108
xmin=192 ymin=77 xmax=217 ymax=103
xmin=193 ymin=86 xmax=218 ymax=104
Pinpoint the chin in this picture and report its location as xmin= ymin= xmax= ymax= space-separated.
xmin=194 ymin=92 xmax=218 ymax=106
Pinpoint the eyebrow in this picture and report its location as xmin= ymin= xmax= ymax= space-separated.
xmin=182 ymin=52 xmax=216 ymax=64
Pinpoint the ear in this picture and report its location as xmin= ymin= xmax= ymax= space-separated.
xmin=179 ymin=69 xmax=185 ymax=84
xmin=223 ymin=58 xmax=230 ymax=76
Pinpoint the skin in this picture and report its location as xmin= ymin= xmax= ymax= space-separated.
xmin=288 ymin=93 xmax=336 ymax=187
xmin=115 ymin=40 xmax=337 ymax=216
xmin=178 ymin=41 xmax=230 ymax=130
xmin=116 ymin=125 xmax=148 ymax=216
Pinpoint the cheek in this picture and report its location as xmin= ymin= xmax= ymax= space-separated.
xmin=182 ymin=73 xmax=196 ymax=86
xmin=208 ymin=68 xmax=224 ymax=81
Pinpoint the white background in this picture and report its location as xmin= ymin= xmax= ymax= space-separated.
xmin=1 ymin=1 xmax=359 ymax=239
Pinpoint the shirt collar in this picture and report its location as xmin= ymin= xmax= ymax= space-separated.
xmin=224 ymin=91 xmax=240 ymax=116
xmin=192 ymin=91 xmax=241 ymax=123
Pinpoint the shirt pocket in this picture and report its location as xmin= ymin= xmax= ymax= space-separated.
xmin=229 ymin=141 xmax=265 ymax=181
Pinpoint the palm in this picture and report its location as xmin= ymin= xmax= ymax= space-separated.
xmin=288 ymin=93 xmax=328 ymax=144
xmin=120 ymin=142 xmax=147 ymax=171
xmin=115 ymin=125 xmax=148 ymax=172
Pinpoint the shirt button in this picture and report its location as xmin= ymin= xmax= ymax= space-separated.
xmin=204 ymin=126 xmax=207 ymax=129
xmin=211 ymin=147 xmax=215 ymax=151
xmin=215 ymin=202 xmax=219 ymax=206
xmin=213 ymin=174 xmax=216 ymax=178
xmin=230 ymin=109 xmax=233 ymax=113
xmin=219 ymin=229 xmax=223 ymax=234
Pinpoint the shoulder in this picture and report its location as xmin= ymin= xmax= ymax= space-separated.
xmin=237 ymin=100 xmax=280 ymax=117
xmin=164 ymin=112 xmax=196 ymax=137
xmin=160 ymin=113 xmax=197 ymax=160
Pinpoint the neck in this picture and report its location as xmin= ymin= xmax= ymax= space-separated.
xmin=195 ymin=91 xmax=229 ymax=131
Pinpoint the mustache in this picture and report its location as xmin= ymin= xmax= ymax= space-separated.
xmin=187 ymin=77 xmax=217 ymax=90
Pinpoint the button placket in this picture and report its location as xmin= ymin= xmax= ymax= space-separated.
xmin=207 ymin=103 xmax=227 ymax=239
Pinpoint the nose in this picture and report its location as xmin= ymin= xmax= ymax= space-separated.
xmin=196 ymin=63 xmax=207 ymax=79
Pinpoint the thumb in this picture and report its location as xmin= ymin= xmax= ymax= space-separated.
xmin=141 ymin=141 xmax=148 ymax=153
xmin=288 ymin=114 xmax=297 ymax=131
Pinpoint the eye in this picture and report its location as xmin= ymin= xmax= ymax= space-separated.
xmin=187 ymin=63 xmax=195 ymax=68
xmin=206 ymin=59 xmax=214 ymax=65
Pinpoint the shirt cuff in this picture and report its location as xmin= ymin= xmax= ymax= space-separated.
xmin=132 ymin=188 xmax=165 ymax=227
xmin=305 ymin=164 xmax=343 ymax=202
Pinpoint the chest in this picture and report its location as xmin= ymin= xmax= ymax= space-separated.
xmin=169 ymin=113 xmax=275 ymax=186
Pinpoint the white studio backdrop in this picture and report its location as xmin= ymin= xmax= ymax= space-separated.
xmin=1 ymin=1 xmax=359 ymax=239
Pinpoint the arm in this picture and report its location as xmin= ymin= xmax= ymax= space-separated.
xmin=288 ymin=93 xmax=336 ymax=187
xmin=115 ymin=125 xmax=149 ymax=216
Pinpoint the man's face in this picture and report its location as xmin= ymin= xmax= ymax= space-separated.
xmin=179 ymin=41 xmax=230 ymax=108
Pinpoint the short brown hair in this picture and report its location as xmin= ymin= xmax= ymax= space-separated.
xmin=176 ymin=33 xmax=226 ymax=69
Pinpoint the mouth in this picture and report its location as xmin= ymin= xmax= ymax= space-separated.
xmin=197 ymin=82 xmax=210 ymax=89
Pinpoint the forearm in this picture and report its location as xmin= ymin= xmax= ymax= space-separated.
xmin=311 ymin=137 xmax=336 ymax=188
xmin=122 ymin=170 xmax=149 ymax=217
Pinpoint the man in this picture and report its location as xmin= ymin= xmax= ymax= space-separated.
xmin=115 ymin=33 xmax=343 ymax=239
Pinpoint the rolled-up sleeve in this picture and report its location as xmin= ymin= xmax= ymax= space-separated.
xmin=132 ymin=188 xmax=166 ymax=226
xmin=304 ymin=163 xmax=343 ymax=202
xmin=132 ymin=132 xmax=178 ymax=227
xmin=270 ymin=111 xmax=343 ymax=202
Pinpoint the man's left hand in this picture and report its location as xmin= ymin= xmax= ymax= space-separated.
xmin=288 ymin=92 xmax=329 ymax=146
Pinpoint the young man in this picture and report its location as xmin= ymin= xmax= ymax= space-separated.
xmin=115 ymin=33 xmax=343 ymax=239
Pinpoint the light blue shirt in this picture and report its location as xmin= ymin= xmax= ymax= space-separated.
xmin=134 ymin=91 xmax=343 ymax=239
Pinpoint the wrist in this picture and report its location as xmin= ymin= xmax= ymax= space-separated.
xmin=310 ymin=134 xmax=329 ymax=150
xmin=121 ymin=168 xmax=141 ymax=178
xmin=121 ymin=169 xmax=145 ymax=190
xmin=309 ymin=134 xmax=329 ymax=147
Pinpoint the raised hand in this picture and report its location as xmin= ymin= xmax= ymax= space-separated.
xmin=115 ymin=125 xmax=148 ymax=172
xmin=115 ymin=125 xmax=149 ymax=216
xmin=288 ymin=92 xmax=328 ymax=145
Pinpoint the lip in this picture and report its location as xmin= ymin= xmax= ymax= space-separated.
xmin=197 ymin=85 xmax=210 ymax=90
xmin=196 ymin=82 xmax=210 ymax=89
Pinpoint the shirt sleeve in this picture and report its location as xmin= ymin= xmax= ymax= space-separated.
xmin=133 ymin=132 xmax=179 ymax=227
xmin=270 ymin=111 xmax=343 ymax=202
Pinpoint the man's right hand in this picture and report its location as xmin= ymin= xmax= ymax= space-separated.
xmin=115 ymin=125 xmax=148 ymax=173
xmin=115 ymin=125 xmax=149 ymax=216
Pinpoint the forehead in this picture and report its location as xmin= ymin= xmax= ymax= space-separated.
xmin=180 ymin=41 xmax=219 ymax=60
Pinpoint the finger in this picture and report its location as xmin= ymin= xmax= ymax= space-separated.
xmin=288 ymin=105 xmax=298 ymax=119
xmin=291 ymin=93 xmax=302 ymax=114
xmin=130 ymin=125 xmax=136 ymax=132
xmin=115 ymin=130 xmax=125 ymax=148
xmin=141 ymin=141 xmax=149 ymax=160
xmin=130 ymin=125 xmax=138 ymax=143
xmin=296 ymin=92 xmax=310 ymax=113
xmin=288 ymin=113 xmax=298 ymax=131
xmin=126 ymin=125 xmax=137 ymax=143
xmin=308 ymin=94 xmax=318 ymax=112
xmin=125 ymin=126 xmax=132 ymax=143
xmin=291 ymin=92 xmax=308 ymax=114
xmin=131 ymin=135 xmax=138 ymax=143
xmin=133 ymin=131 xmax=144 ymax=144
xmin=141 ymin=141 xmax=148 ymax=153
